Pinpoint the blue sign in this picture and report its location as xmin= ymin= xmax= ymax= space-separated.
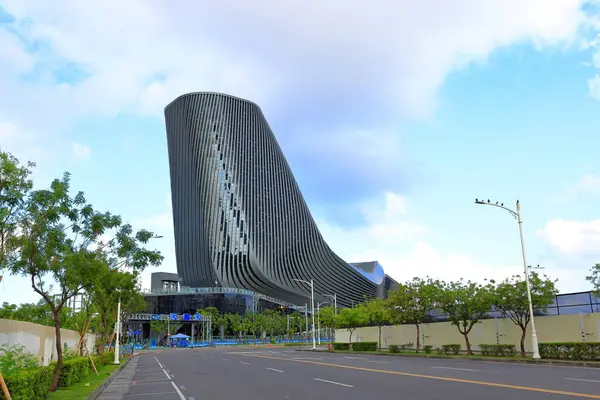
xmin=170 ymin=313 xmax=178 ymax=321
xmin=183 ymin=313 xmax=190 ymax=321
xmin=194 ymin=313 xmax=201 ymax=321
xmin=151 ymin=314 xmax=161 ymax=320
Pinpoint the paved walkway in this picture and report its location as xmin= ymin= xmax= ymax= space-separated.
xmin=97 ymin=354 xmax=184 ymax=399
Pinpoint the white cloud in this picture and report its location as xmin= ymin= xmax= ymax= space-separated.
xmin=538 ymin=218 xmax=600 ymax=255
xmin=317 ymin=192 xmax=524 ymax=284
xmin=0 ymin=0 xmax=595 ymax=132
xmin=70 ymin=141 xmax=91 ymax=160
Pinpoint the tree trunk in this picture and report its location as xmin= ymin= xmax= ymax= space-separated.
xmin=378 ymin=326 xmax=382 ymax=351
xmin=415 ymin=323 xmax=420 ymax=353
xmin=50 ymin=311 xmax=63 ymax=392
xmin=520 ymin=328 xmax=527 ymax=357
xmin=462 ymin=333 xmax=472 ymax=355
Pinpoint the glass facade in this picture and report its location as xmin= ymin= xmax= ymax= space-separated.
xmin=145 ymin=292 xmax=299 ymax=316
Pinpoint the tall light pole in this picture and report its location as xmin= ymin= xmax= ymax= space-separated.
xmin=323 ymin=294 xmax=337 ymax=314
xmin=474 ymin=198 xmax=540 ymax=359
xmin=293 ymin=278 xmax=316 ymax=350
xmin=114 ymin=234 xmax=163 ymax=365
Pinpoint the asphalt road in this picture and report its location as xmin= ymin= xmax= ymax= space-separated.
xmin=99 ymin=347 xmax=600 ymax=399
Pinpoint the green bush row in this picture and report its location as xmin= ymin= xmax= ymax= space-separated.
xmin=479 ymin=344 xmax=517 ymax=357
xmin=436 ymin=344 xmax=461 ymax=355
xmin=539 ymin=342 xmax=600 ymax=361
xmin=332 ymin=342 xmax=378 ymax=351
xmin=0 ymin=352 xmax=117 ymax=400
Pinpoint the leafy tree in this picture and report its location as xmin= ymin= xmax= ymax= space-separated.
xmin=586 ymin=263 xmax=600 ymax=293
xmin=364 ymin=298 xmax=391 ymax=351
xmin=86 ymin=264 xmax=145 ymax=350
xmin=493 ymin=270 xmax=558 ymax=357
xmin=436 ymin=279 xmax=494 ymax=355
xmin=227 ymin=313 xmax=245 ymax=339
xmin=386 ymin=277 xmax=437 ymax=352
xmin=337 ymin=306 xmax=368 ymax=345
xmin=0 ymin=150 xmax=34 ymax=268
xmin=5 ymin=171 xmax=162 ymax=391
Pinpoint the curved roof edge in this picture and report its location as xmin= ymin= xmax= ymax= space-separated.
xmin=164 ymin=91 xmax=262 ymax=112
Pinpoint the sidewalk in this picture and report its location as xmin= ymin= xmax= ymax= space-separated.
xmin=93 ymin=356 xmax=139 ymax=400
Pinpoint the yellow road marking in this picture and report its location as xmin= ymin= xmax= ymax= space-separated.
xmin=238 ymin=354 xmax=600 ymax=398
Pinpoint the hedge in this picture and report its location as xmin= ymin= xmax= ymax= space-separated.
xmin=539 ymin=342 xmax=600 ymax=361
xmin=332 ymin=342 xmax=350 ymax=351
xmin=479 ymin=344 xmax=517 ymax=357
xmin=0 ymin=351 xmax=118 ymax=400
xmin=437 ymin=344 xmax=461 ymax=355
xmin=351 ymin=342 xmax=377 ymax=351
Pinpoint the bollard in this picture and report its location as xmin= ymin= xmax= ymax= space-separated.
xmin=328 ymin=343 xmax=331 ymax=351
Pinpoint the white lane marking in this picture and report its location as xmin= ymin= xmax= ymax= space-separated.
xmin=344 ymin=356 xmax=363 ymax=359
xmin=266 ymin=367 xmax=285 ymax=373
xmin=365 ymin=360 xmax=390 ymax=364
xmin=153 ymin=356 xmax=164 ymax=369
xmin=162 ymin=369 xmax=171 ymax=379
xmin=210 ymin=355 xmax=215 ymax=359
xmin=313 ymin=378 xmax=353 ymax=388
xmin=239 ymin=361 xmax=251 ymax=365
xmin=293 ymin=357 xmax=323 ymax=360
xmin=431 ymin=366 xmax=480 ymax=372
xmin=222 ymin=358 xmax=230 ymax=361
xmin=171 ymin=381 xmax=186 ymax=400
xmin=565 ymin=378 xmax=600 ymax=383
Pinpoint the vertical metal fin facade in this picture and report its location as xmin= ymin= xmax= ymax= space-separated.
xmin=165 ymin=92 xmax=396 ymax=308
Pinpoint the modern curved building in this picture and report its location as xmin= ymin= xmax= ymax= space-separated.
xmin=164 ymin=92 xmax=397 ymax=308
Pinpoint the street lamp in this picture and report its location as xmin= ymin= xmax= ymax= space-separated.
xmin=323 ymin=293 xmax=337 ymax=314
xmin=474 ymin=198 xmax=540 ymax=359
xmin=293 ymin=278 xmax=316 ymax=350
xmin=114 ymin=234 xmax=163 ymax=365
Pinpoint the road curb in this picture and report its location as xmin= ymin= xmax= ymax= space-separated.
xmin=87 ymin=355 xmax=135 ymax=400
xmin=295 ymin=349 xmax=600 ymax=368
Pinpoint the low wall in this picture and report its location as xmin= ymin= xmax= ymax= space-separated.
xmin=334 ymin=313 xmax=600 ymax=352
xmin=0 ymin=319 xmax=96 ymax=366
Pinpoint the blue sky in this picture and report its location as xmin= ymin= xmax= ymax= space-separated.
xmin=1 ymin=1 xmax=599 ymax=305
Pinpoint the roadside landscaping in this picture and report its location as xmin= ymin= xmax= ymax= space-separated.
xmin=0 ymin=351 xmax=127 ymax=400
xmin=325 ymin=341 xmax=600 ymax=366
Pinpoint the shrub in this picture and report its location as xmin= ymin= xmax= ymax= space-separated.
xmin=389 ymin=344 xmax=400 ymax=353
xmin=333 ymin=342 xmax=350 ymax=351
xmin=0 ymin=365 xmax=52 ymax=400
xmin=405 ymin=342 xmax=414 ymax=351
xmin=423 ymin=345 xmax=433 ymax=354
xmin=441 ymin=344 xmax=461 ymax=355
xmin=0 ymin=344 xmax=39 ymax=376
xmin=479 ymin=344 xmax=517 ymax=357
xmin=55 ymin=357 xmax=91 ymax=387
xmin=352 ymin=342 xmax=378 ymax=352
xmin=539 ymin=342 xmax=600 ymax=361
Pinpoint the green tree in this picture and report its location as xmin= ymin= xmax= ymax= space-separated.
xmin=86 ymin=264 xmax=145 ymax=350
xmin=0 ymin=150 xmax=34 ymax=268
xmin=387 ymin=277 xmax=437 ymax=352
xmin=364 ymin=298 xmax=391 ymax=351
xmin=5 ymin=171 xmax=162 ymax=391
xmin=436 ymin=279 xmax=494 ymax=355
xmin=337 ymin=306 xmax=368 ymax=345
xmin=586 ymin=263 xmax=600 ymax=293
xmin=493 ymin=270 xmax=558 ymax=357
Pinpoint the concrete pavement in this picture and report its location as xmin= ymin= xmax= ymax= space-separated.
xmin=97 ymin=347 xmax=600 ymax=399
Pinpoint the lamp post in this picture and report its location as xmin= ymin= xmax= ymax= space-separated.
xmin=474 ymin=198 xmax=540 ymax=359
xmin=293 ymin=278 xmax=316 ymax=350
xmin=114 ymin=234 xmax=163 ymax=365
xmin=323 ymin=294 xmax=337 ymax=314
